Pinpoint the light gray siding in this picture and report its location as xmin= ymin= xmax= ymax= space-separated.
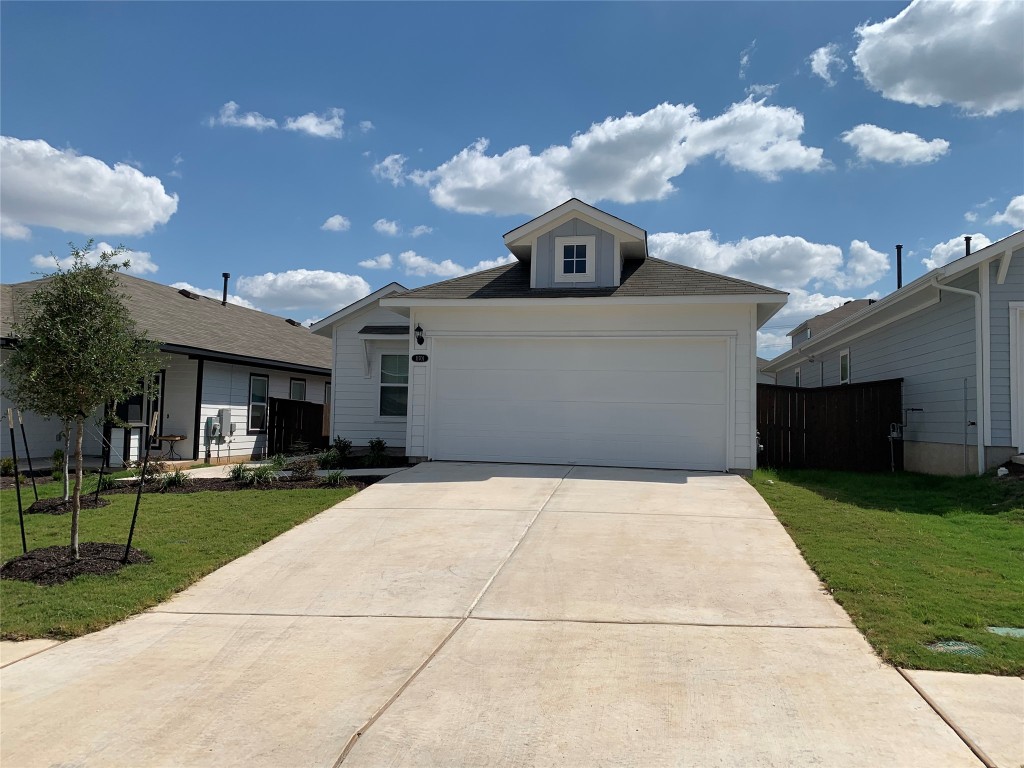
xmin=776 ymin=270 xmax=981 ymax=446
xmin=330 ymin=304 xmax=409 ymax=448
xmin=533 ymin=218 xmax=617 ymax=288
xmin=988 ymin=247 xmax=1023 ymax=447
xmin=159 ymin=353 xmax=199 ymax=459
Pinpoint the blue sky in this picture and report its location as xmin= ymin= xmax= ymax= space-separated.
xmin=2 ymin=1 xmax=1022 ymax=356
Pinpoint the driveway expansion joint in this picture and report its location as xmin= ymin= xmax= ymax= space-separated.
xmin=332 ymin=465 xmax=573 ymax=766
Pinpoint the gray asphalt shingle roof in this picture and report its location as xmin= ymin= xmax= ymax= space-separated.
xmin=392 ymin=257 xmax=785 ymax=300
xmin=1 ymin=273 xmax=332 ymax=371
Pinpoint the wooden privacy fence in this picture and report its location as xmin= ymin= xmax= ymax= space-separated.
xmin=267 ymin=398 xmax=329 ymax=455
xmin=757 ymin=379 xmax=904 ymax=472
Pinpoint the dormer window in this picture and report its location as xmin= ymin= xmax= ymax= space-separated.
xmin=554 ymin=236 xmax=596 ymax=282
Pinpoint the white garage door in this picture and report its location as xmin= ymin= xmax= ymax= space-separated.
xmin=429 ymin=337 xmax=729 ymax=471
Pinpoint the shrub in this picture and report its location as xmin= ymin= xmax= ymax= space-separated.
xmin=286 ymin=457 xmax=319 ymax=480
xmin=131 ymin=459 xmax=167 ymax=482
xmin=242 ymin=464 xmax=277 ymax=486
xmin=317 ymin=449 xmax=340 ymax=469
xmin=0 ymin=456 xmax=15 ymax=476
xmin=92 ymin=472 xmax=119 ymax=492
xmin=50 ymin=448 xmax=65 ymax=481
xmin=322 ymin=470 xmax=350 ymax=487
xmin=159 ymin=467 xmax=194 ymax=490
xmin=289 ymin=439 xmax=310 ymax=456
xmin=332 ymin=436 xmax=352 ymax=459
xmin=366 ymin=437 xmax=388 ymax=467
xmin=268 ymin=454 xmax=288 ymax=470
xmin=228 ymin=463 xmax=249 ymax=482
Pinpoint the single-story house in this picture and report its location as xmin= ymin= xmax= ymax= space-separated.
xmin=312 ymin=199 xmax=788 ymax=472
xmin=764 ymin=229 xmax=1024 ymax=475
xmin=756 ymin=357 xmax=777 ymax=385
xmin=1 ymin=273 xmax=332 ymax=465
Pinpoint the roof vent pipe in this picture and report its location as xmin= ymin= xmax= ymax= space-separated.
xmin=221 ymin=273 xmax=230 ymax=306
xmin=964 ymin=236 xmax=972 ymax=257
xmin=896 ymin=244 xmax=903 ymax=289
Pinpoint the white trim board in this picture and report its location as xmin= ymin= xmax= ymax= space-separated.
xmin=1010 ymin=302 xmax=1024 ymax=453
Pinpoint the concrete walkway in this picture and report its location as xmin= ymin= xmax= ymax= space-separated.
xmin=0 ymin=462 xmax=989 ymax=766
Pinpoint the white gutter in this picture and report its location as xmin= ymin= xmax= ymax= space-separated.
xmin=931 ymin=278 xmax=986 ymax=475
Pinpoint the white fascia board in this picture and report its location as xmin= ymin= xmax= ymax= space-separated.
xmin=503 ymin=199 xmax=646 ymax=251
xmin=381 ymin=294 xmax=786 ymax=309
xmin=309 ymin=282 xmax=408 ymax=336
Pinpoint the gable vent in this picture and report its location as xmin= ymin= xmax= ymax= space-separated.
xmin=285 ymin=318 xmax=303 ymax=327
xmin=178 ymin=288 xmax=200 ymax=300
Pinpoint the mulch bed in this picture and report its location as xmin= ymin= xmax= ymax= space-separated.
xmin=26 ymin=496 xmax=110 ymax=515
xmin=0 ymin=475 xmax=53 ymax=491
xmin=100 ymin=476 xmax=385 ymax=494
xmin=1 ymin=542 xmax=150 ymax=586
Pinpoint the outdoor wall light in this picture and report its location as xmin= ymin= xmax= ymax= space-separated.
xmin=415 ymin=324 xmax=424 ymax=345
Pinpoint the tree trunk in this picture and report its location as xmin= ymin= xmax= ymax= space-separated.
xmin=70 ymin=416 xmax=84 ymax=560
xmin=62 ymin=424 xmax=71 ymax=501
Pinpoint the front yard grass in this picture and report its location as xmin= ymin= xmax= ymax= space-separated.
xmin=1 ymin=478 xmax=356 ymax=639
xmin=751 ymin=469 xmax=1024 ymax=675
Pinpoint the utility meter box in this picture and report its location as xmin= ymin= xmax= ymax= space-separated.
xmin=218 ymin=408 xmax=233 ymax=436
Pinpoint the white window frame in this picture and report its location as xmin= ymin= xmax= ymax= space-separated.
xmin=377 ymin=352 xmax=409 ymax=419
xmin=289 ymin=377 xmax=306 ymax=401
xmin=794 ymin=367 xmax=801 ymax=387
xmin=839 ymin=349 xmax=851 ymax=384
xmin=248 ymin=374 xmax=269 ymax=434
xmin=553 ymin=235 xmax=596 ymax=283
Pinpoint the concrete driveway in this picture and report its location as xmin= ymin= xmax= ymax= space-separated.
xmin=1 ymin=462 xmax=981 ymax=767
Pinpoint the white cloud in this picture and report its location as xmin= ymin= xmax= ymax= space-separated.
xmin=374 ymin=218 xmax=400 ymax=236
xmin=746 ymin=83 xmax=778 ymax=98
xmin=988 ymin=195 xmax=1024 ymax=228
xmin=411 ymin=99 xmax=826 ymax=215
xmin=410 ymin=225 xmax=433 ymax=238
xmin=358 ymin=253 xmax=393 ymax=269
xmin=1 ymin=137 xmax=179 ymax=238
xmin=853 ymin=0 xmax=1024 ymax=116
xmin=207 ymin=101 xmax=277 ymax=131
xmin=648 ymin=230 xmax=845 ymax=289
xmin=235 ymin=269 xmax=371 ymax=313
xmin=922 ymin=233 xmax=993 ymax=270
xmin=170 ymin=281 xmax=258 ymax=310
xmin=808 ymin=43 xmax=847 ymax=86
xmin=840 ymin=124 xmax=950 ymax=165
xmin=757 ymin=289 xmax=867 ymax=357
xmin=321 ymin=214 xmax=351 ymax=232
xmin=372 ymin=154 xmax=407 ymax=186
xmin=964 ymin=211 xmax=978 ymax=223
xmin=30 ymin=242 xmax=158 ymax=275
xmin=398 ymin=250 xmax=515 ymax=278
xmin=1 ymin=216 xmax=31 ymax=239
xmin=738 ymin=39 xmax=756 ymax=79
xmin=359 ymin=120 xmax=375 ymax=133
xmin=284 ymin=107 xmax=344 ymax=139
xmin=834 ymin=240 xmax=890 ymax=289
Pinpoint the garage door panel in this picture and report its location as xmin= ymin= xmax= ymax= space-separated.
xmin=430 ymin=338 xmax=729 ymax=470
xmin=436 ymin=370 xmax=727 ymax=407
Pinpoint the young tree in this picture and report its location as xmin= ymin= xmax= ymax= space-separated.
xmin=3 ymin=242 xmax=162 ymax=559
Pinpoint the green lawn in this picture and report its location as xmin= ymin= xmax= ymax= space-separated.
xmin=750 ymin=468 xmax=1024 ymax=675
xmin=0 ymin=477 xmax=356 ymax=639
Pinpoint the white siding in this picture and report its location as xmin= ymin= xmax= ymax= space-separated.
xmin=988 ymin=248 xmax=1023 ymax=447
xmin=158 ymin=353 xmax=199 ymax=459
xmin=197 ymin=362 xmax=329 ymax=462
xmin=329 ymin=305 xmax=410 ymax=448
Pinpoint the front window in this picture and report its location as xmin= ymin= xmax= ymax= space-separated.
xmin=290 ymin=378 xmax=306 ymax=401
xmin=794 ymin=367 xmax=801 ymax=387
xmin=554 ymin=236 xmax=596 ymax=282
xmin=839 ymin=350 xmax=851 ymax=384
xmin=249 ymin=374 xmax=269 ymax=432
xmin=379 ymin=355 xmax=409 ymax=417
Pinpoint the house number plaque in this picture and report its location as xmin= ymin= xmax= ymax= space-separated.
xmin=411 ymin=354 xmax=429 ymax=363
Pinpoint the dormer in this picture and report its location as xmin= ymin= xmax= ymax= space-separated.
xmin=502 ymin=199 xmax=648 ymax=289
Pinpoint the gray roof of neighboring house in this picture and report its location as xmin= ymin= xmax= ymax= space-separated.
xmin=787 ymin=299 xmax=875 ymax=338
xmin=1 ymin=273 xmax=332 ymax=372
xmin=392 ymin=257 xmax=785 ymax=300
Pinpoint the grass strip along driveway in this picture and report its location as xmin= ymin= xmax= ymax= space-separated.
xmin=1 ymin=479 xmax=356 ymax=639
xmin=751 ymin=469 xmax=1024 ymax=675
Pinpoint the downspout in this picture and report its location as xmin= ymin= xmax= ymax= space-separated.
xmin=930 ymin=278 xmax=986 ymax=474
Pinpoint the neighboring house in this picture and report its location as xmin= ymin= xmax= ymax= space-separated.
xmin=313 ymin=199 xmax=787 ymax=472
xmin=1 ymin=274 xmax=331 ymax=465
xmin=764 ymin=230 xmax=1024 ymax=475
xmin=756 ymin=357 xmax=776 ymax=385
